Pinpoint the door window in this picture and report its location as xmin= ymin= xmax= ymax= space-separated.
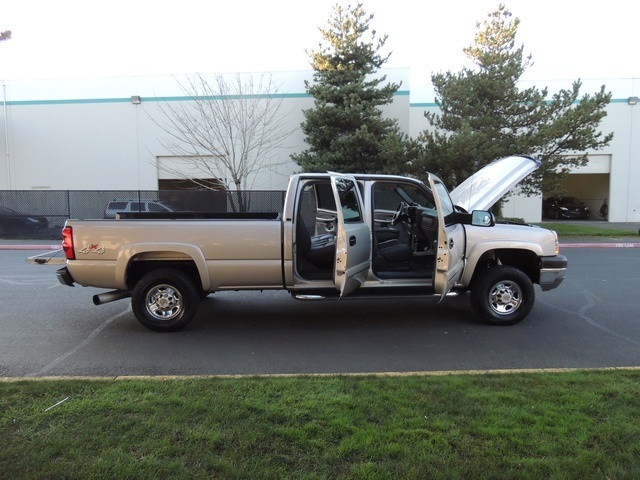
xmin=334 ymin=177 xmax=363 ymax=223
xmin=433 ymin=182 xmax=454 ymax=217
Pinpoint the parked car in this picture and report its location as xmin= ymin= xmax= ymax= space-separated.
xmin=0 ymin=206 xmax=49 ymax=235
xmin=542 ymin=196 xmax=590 ymax=219
xmin=104 ymin=199 xmax=174 ymax=219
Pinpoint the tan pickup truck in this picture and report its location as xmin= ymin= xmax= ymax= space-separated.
xmin=50 ymin=156 xmax=567 ymax=331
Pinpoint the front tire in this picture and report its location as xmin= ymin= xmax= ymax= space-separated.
xmin=470 ymin=266 xmax=535 ymax=326
xmin=132 ymin=268 xmax=199 ymax=332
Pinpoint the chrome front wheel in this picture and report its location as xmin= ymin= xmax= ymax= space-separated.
xmin=488 ymin=279 xmax=523 ymax=316
xmin=471 ymin=266 xmax=535 ymax=326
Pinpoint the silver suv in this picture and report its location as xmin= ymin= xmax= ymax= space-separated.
xmin=104 ymin=199 xmax=174 ymax=219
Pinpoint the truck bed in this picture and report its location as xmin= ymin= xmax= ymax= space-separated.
xmin=115 ymin=211 xmax=281 ymax=220
xmin=64 ymin=216 xmax=285 ymax=290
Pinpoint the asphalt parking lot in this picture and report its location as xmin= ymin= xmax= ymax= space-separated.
xmin=0 ymin=234 xmax=639 ymax=378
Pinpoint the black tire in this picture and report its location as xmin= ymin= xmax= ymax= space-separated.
xmin=131 ymin=268 xmax=200 ymax=332
xmin=470 ymin=265 xmax=535 ymax=326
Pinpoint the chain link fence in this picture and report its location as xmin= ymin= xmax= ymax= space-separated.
xmin=0 ymin=189 xmax=286 ymax=239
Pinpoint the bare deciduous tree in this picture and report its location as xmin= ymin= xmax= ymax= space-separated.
xmin=152 ymin=72 xmax=293 ymax=193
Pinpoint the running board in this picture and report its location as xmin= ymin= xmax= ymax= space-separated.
xmin=292 ymin=289 xmax=460 ymax=301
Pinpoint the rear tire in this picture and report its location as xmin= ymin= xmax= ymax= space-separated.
xmin=132 ymin=268 xmax=199 ymax=332
xmin=470 ymin=265 xmax=535 ymax=326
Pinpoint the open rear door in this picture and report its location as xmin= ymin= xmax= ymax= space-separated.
xmin=428 ymin=174 xmax=466 ymax=300
xmin=330 ymin=175 xmax=371 ymax=297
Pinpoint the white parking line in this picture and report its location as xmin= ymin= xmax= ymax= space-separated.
xmin=26 ymin=306 xmax=132 ymax=377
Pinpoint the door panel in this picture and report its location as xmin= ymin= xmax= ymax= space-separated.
xmin=316 ymin=209 xmax=337 ymax=234
xmin=428 ymin=175 xmax=466 ymax=298
xmin=373 ymin=209 xmax=395 ymax=226
xmin=434 ymin=223 xmax=465 ymax=296
xmin=330 ymin=175 xmax=371 ymax=297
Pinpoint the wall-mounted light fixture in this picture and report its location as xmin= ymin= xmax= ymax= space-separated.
xmin=131 ymin=95 xmax=142 ymax=104
xmin=628 ymin=96 xmax=638 ymax=105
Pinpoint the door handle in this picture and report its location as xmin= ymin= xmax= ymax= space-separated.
xmin=349 ymin=236 xmax=357 ymax=246
xmin=449 ymin=238 xmax=454 ymax=249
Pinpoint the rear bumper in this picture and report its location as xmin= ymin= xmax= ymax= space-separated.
xmin=56 ymin=267 xmax=75 ymax=287
xmin=539 ymin=255 xmax=568 ymax=291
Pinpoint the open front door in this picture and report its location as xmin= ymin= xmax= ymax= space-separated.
xmin=330 ymin=175 xmax=371 ymax=297
xmin=428 ymin=174 xmax=466 ymax=299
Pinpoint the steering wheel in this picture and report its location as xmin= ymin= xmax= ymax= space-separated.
xmin=391 ymin=202 xmax=409 ymax=225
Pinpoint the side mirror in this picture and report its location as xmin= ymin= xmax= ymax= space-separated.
xmin=471 ymin=210 xmax=495 ymax=227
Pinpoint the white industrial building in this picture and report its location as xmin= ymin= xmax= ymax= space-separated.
xmin=1 ymin=69 xmax=638 ymax=222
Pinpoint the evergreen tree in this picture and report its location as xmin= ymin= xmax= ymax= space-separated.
xmin=291 ymin=3 xmax=410 ymax=174
xmin=413 ymin=5 xmax=612 ymax=196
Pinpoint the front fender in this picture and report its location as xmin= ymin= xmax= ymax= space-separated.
xmin=115 ymin=243 xmax=210 ymax=291
xmin=461 ymin=240 xmax=544 ymax=286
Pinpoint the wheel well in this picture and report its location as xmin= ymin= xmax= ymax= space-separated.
xmin=126 ymin=258 xmax=203 ymax=292
xmin=472 ymin=249 xmax=540 ymax=285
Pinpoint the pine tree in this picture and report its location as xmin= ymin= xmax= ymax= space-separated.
xmin=291 ymin=3 xmax=409 ymax=174
xmin=413 ymin=5 xmax=612 ymax=196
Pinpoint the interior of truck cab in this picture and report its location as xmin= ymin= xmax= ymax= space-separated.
xmin=371 ymin=182 xmax=436 ymax=279
xmin=294 ymin=179 xmax=438 ymax=282
xmin=295 ymin=182 xmax=338 ymax=280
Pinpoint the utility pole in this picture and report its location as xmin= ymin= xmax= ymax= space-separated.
xmin=1 ymin=31 xmax=12 ymax=189
xmin=3 ymin=80 xmax=10 ymax=189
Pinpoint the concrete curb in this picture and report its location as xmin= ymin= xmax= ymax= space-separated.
xmin=2 ymin=366 xmax=640 ymax=382
xmin=560 ymin=242 xmax=640 ymax=248
xmin=0 ymin=244 xmax=61 ymax=250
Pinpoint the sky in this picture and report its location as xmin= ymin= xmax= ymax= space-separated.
xmin=2 ymin=0 xmax=638 ymax=86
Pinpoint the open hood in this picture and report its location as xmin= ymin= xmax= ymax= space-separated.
xmin=449 ymin=155 xmax=540 ymax=211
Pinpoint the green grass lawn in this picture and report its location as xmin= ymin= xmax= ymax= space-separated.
xmin=537 ymin=222 xmax=638 ymax=238
xmin=2 ymin=370 xmax=639 ymax=479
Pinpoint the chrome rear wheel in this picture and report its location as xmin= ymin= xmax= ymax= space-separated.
xmin=132 ymin=268 xmax=199 ymax=332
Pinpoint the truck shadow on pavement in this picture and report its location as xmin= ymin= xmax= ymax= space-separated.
xmin=183 ymin=291 xmax=483 ymax=333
